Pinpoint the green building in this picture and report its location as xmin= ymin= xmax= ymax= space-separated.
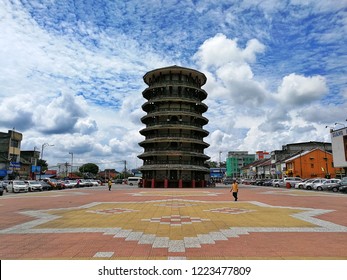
xmin=226 ymin=151 xmax=255 ymax=178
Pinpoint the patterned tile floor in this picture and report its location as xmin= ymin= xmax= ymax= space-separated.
xmin=0 ymin=184 xmax=346 ymax=259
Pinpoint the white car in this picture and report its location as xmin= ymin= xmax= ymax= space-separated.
xmin=85 ymin=179 xmax=99 ymax=186
xmin=8 ymin=180 xmax=28 ymax=193
xmin=283 ymin=177 xmax=303 ymax=188
xmin=294 ymin=179 xmax=315 ymax=189
xmin=63 ymin=180 xmax=77 ymax=188
xmin=25 ymin=180 xmax=43 ymax=191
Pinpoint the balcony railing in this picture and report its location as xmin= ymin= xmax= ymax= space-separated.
xmin=142 ymin=147 xmax=205 ymax=153
xmin=143 ymin=160 xmax=206 ymax=166
xmin=145 ymin=121 xmax=203 ymax=128
xmin=144 ymin=134 xmax=206 ymax=140
xmin=141 ymin=110 xmax=208 ymax=123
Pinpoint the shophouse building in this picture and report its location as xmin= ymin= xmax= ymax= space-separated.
xmin=0 ymin=129 xmax=22 ymax=179
xmin=284 ymin=148 xmax=341 ymax=178
xmin=20 ymin=150 xmax=40 ymax=179
xmin=271 ymin=141 xmax=332 ymax=178
xmin=138 ymin=66 xmax=210 ymax=188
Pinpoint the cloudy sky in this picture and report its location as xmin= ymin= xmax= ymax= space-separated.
xmin=1 ymin=0 xmax=346 ymax=171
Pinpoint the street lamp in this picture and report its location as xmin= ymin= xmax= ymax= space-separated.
xmin=40 ymin=143 xmax=54 ymax=180
xmin=69 ymin=152 xmax=73 ymax=176
xmin=335 ymin=122 xmax=345 ymax=128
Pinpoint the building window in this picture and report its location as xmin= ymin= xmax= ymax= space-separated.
xmin=11 ymin=139 xmax=19 ymax=148
xmin=311 ymin=163 xmax=314 ymax=168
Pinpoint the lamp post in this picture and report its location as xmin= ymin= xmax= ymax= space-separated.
xmin=323 ymin=143 xmax=329 ymax=178
xmin=335 ymin=122 xmax=345 ymax=128
xmin=40 ymin=143 xmax=54 ymax=180
xmin=69 ymin=152 xmax=73 ymax=177
xmin=219 ymin=151 xmax=222 ymax=182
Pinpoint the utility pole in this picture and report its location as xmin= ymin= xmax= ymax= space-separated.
xmin=65 ymin=162 xmax=68 ymax=178
xmin=124 ymin=160 xmax=127 ymax=178
xmin=40 ymin=143 xmax=54 ymax=180
xmin=69 ymin=152 xmax=73 ymax=176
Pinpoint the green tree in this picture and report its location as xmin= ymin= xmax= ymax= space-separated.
xmin=206 ymin=161 xmax=218 ymax=168
xmin=79 ymin=163 xmax=99 ymax=175
xmin=37 ymin=159 xmax=48 ymax=172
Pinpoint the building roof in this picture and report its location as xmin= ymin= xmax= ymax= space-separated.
xmin=143 ymin=65 xmax=207 ymax=86
xmin=284 ymin=148 xmax=332 ymax=163
xmin=240 ymin=158 xmax=269 ymax=170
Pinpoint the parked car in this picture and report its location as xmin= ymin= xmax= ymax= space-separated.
xmin=273 ymin=179 xmax=284 ymax=188
xmin=294 ymin=179 xmax=314 ymax=189
xmin=40 ymin=181 xmax=53 ymax=191
xmin=271 ymin=179 xmax=281 ymax=187
xmin=114 ymin=179 xmax=123 ymax=184
xmin=8 ymin=180 xmax=28 ymax=193
xmin=63 ymin=180 xmax=77 ymax=188
xmin=312 ymin=179 xmax=341 ymax=191
xmin=25 ymin=180 xmax=43 ymax=192
xmin=304 ymin=178 xmax=327 ymax=190
xmin=127 ymin=177 xmax=142 ymax=186
xmin=85 ymin=179 xmax=99 ymax=186
xmin=254 ymin=179 xmax=266 ymax=186
xmin=338 ymin=177 xmax=347 ymax=193
xmin=283 ymin=177 xmax=303 ymax=188
xmin=241 ymin=179 xmax=256 ymax=185
xmin=327 ymin=183 xmax=343 ymax=192
xmin=263 ymin=179 xmax=273 ymax=186
xmin=43 ymin=179 xmax=57 ymax=189
xmin=0 ymin=180 xmax=10 ymax=192
xmin=223 ymin=178 xmax=234 ymax=185
xmin=55 ymin=180 xmax=66 ymax=189
xmin=80 ymin=179 xmax=93 ymax=187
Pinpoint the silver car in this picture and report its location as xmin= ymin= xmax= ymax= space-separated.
xmin=312 ymin=179 xmax=341 ymax=191
xmin=295 ymin=179 xmax=314 ymax=189
xmin=304 ymin=178 xmax=327 ymax=190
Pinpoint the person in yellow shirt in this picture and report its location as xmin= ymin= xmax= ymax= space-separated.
xmin=230 ymin=179 xmax=239 ymax=201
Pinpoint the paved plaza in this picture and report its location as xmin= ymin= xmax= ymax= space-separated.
xmin=0 ymin=184 xmax=346 ymax=260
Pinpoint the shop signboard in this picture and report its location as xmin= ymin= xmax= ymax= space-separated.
xmin=330 ymin=127 xmax=347 ymax=167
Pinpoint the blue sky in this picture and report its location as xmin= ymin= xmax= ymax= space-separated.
xmin=0 ymin=0 xmax=346 ymax=171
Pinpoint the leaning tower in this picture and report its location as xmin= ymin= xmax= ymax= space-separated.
xmin=138 ymin=65 xmax=210 ymax=188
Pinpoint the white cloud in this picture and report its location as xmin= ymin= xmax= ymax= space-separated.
xmin=194 ymin=34 xmax=267 ymax=107
xmin=193 ymin=33 xmax=265 ymax=69
xmin=0 ymin=1 xmax=345 ymax=171
xmin=275 ymin=73 xmax=328 ymax=106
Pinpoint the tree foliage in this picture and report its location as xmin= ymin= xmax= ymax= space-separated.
xmin=37 ymin=159 xmax=48 ymax=172
xmin=79 ymin=163 xmax=99 ymax=175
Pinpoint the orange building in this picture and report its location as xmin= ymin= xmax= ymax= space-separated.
xmin=285 ymin=148 xmax=341 ymax=178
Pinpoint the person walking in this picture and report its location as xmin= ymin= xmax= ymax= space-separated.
xmin=108 ymin=179 xmax=112 ymax=191
xmin=230 ymin=179 xmax=239 ymax=201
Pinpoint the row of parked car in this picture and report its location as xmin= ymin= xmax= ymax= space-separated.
xmin=0 ymin=179 xmax=102 ymax=195
xmin=240 ymin=177 xmax=347 ymax=193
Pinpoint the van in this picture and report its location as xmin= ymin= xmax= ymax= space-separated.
xmin=283 ymin=177 xmax=302 ymax=188
xmin=127 ymin=177 xmax=142 ymax=186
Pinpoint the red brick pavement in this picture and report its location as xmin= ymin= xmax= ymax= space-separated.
xmin=0 ymin=184 xmax=346 ymax=260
